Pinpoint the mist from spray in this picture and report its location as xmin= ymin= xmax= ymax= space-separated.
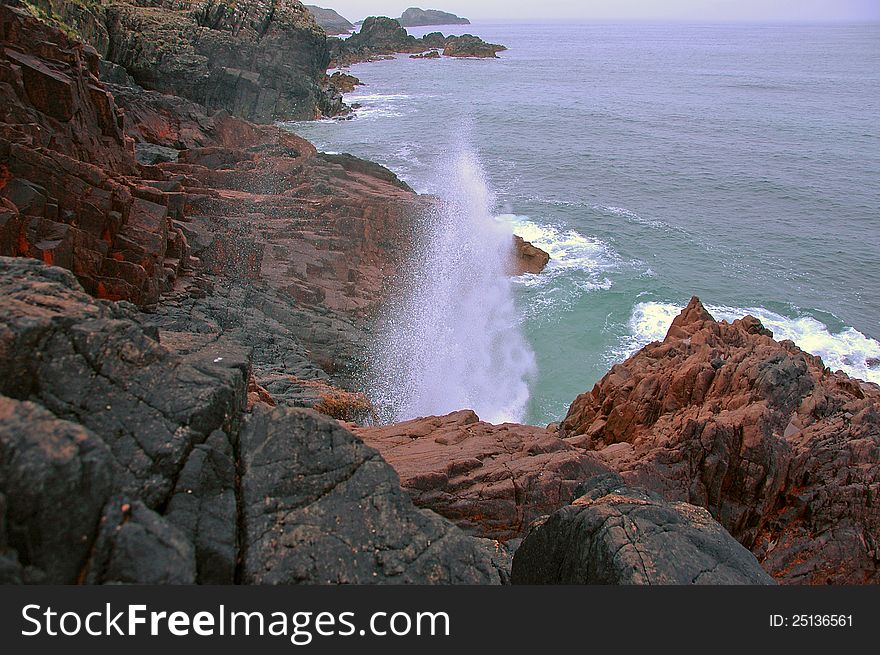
xmin=370 ymin=150 xmax=536 ymax=424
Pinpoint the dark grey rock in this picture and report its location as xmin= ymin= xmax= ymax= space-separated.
xmin=241 ymin=406 xmax=498 ymax=584
xmin=165 ymin=430 xmax=238 ymax=584
xmin=511 ymin=479 xmax=776 ymax=585
xmin=84 ymin=498 xmax=196 ymax=584
xmin=135 ymin=142 xmax=180 ymax=166
xmin=0 ymin=257 xmax=251 ymax=509
xmin=0 ymin=397 xmax=115 ymax=583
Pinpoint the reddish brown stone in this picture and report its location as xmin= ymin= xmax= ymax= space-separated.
xmin=352 ymin=410 xmax=613 ymax=540
xmin=511 ymin=235 xmax=549 ymax=275
xmin=560 ymin=297 xmax=880 ymax=584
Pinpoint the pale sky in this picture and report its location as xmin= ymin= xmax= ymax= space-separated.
xmin=316 ymin=0 xmax=880 ymax=23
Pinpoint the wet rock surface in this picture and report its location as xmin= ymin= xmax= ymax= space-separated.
xmin=512 ymin=235 xmax=550 ymax=275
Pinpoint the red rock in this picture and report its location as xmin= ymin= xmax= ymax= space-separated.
xmin=511 ymin=235 xmax=549 ymax=275
xmin=352 ymin=410 xmax=613 ymax=540
xmin=560 ymin=297 xmax=880 ymax=584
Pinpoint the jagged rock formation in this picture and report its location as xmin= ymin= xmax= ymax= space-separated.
xmin=0 ymin=5 xmax=177 ymax=305
xmin=398 ymin=7 xmax=470 ymax=27
xmin=305 ymin=5 xmax=354 ymax=35
xmin=0 ymin=258 xmax=500 ymax=584
xmin=511 ymin=474 xmax=776 ymax=584
xmin=512 ymin=235 xmax=550 ymax=275
xmin=330 ymin=17 xmax=505 ymax=67
xmin=13 ymin=1 xmax=345 ymax=121
xmin=103 ymin=1 xmax=335 ymax=122
xmin=560 ymin=297 xmax=880 ymax=584
xmin=443 ymin=34 xmax=506 ymax=58
xmin=352 ymin=410 xmax=612 ymax=540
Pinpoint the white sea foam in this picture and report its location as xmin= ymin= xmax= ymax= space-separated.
xmin=370 ymin=151 xmax=537 ymax=424
xmin=347 ymin=92 xmax=413 ymax=120
xmin=617 ymin=301 xmax=880 ymax=384
xmin=503 ymin=215 xmax=618 ymax=282
xmin=593 ymin=204 xmax=670 ymax=230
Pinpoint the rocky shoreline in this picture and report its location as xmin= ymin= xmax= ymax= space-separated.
xmin=1 ymin=1 xmax=878 ymax=586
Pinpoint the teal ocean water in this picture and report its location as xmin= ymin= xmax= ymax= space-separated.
xmin=288 ymin=21 xmax=880 ymax=426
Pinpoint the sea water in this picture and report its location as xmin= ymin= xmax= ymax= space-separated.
xmin=287 ymin=21 xmax=880 ymax=425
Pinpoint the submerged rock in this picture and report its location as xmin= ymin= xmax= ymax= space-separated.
xmin=511 ymin=475 xmax=775 ymax=585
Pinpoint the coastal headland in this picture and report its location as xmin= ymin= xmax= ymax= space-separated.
xmin=1 ymin=1 xmax=878 ymax=586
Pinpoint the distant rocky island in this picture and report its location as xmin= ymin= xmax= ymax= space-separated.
xmin=305 ymin=5 xmax=355 ymax=35
xmin=398 ymin=7 xmax=471 ymax=27
xmin=330 ymin=17 xmax=506 ymax=67
xmin=1 ymin=0 xmax=878 ymax=588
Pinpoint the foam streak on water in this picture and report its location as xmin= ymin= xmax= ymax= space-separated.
xmin=370 ymin=151 xmax=536 ymax=424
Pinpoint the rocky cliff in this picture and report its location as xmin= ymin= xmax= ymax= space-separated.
xmin=398 ymin=7 xmax=470 ymax=27
xmin=0 ymin=4 xmax=511 ymax=584
xmin=560 ymin=297 xmax=880 ymax=584
xmin=305 ymin=4 xmax=354 ymax=35
xmin=2 ymin=1 xmax=875 ymax=587
xmin=11 ymin=0 xmax=346 ymax=121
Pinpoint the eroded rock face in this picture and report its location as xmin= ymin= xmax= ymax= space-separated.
xmin=104 ymin=0 xmax=333 ymax=122
xmin=0 ymin=259 xmax=505 ymax=584
xmin=0 ymin=5 xmax=193 ymax=306
xmin=352 ymin=410 xmax=613 ymax=540
xmin=560 ymin=297 xmax=880 ymax=584
xmin=511 ymin=475 xmax=775 ymax=585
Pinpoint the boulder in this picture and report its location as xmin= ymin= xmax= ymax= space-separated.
xmin=511 ymin=475 xmax=775 ymax=584
xmin=512 ymin=235 xmax=550 ymax=275
xmin=561 ymin=297 xmax=880 ymax=584
xmin=241 ymin=407 xmax=500 ymax=584
xmin=83 ymin=498 xmax=197 ymax=584
xmin=0 ymin=396 xmax=115 ymax=583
